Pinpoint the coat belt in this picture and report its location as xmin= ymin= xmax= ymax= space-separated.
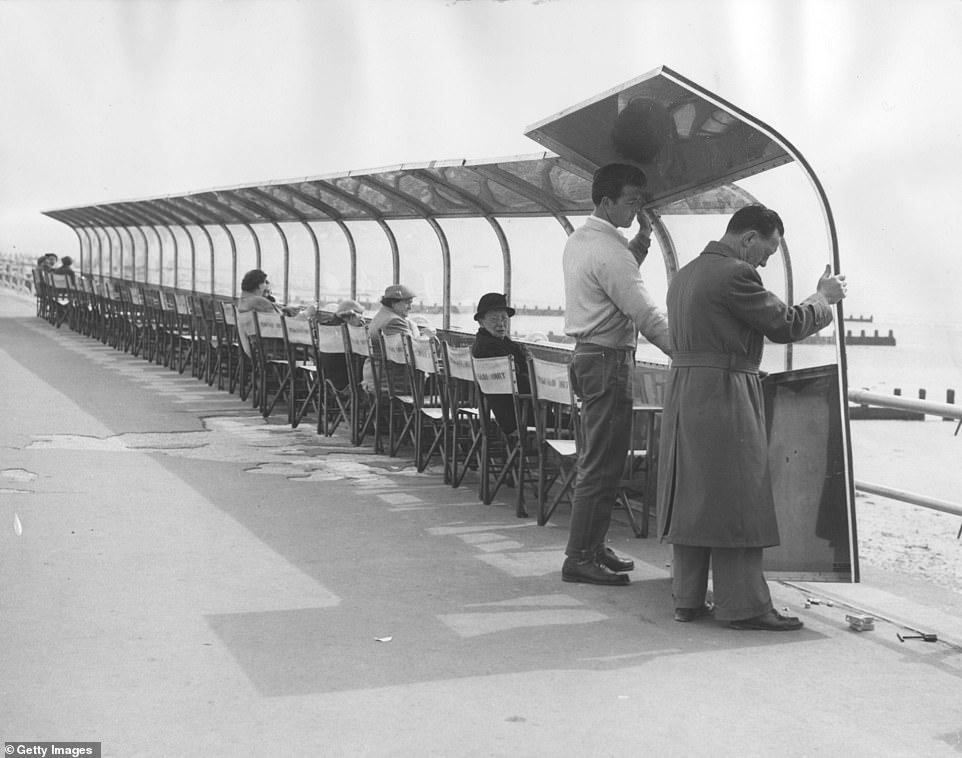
xmin=671 ymin=351 xmax=760 ymax=374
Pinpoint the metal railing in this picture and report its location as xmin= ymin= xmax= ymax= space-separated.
xmin=848 ymin=389 xmax=962 ymax=422
xmin=848 ymin=388 xmax=962 ymax=521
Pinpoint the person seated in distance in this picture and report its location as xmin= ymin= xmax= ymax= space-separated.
xmin=363 ymin=284 xmax=432 ymax=394
xmin=52 ymin=255 xmax=76 ymax=284
xmin=317 ymin=299 xmax=366 ymax=391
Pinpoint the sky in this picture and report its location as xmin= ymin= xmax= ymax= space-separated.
xmin=2 ymin=0 xmax=961 ymax=325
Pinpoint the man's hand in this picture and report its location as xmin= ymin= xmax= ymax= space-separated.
xmin=817 ymin=264 xmax=847 ymax=305
xmin=628 ymin=211 xmax=653 ymax=266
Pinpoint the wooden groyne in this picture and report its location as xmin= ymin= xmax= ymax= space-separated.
xmin=800 ymin=329 xmax=896 ymax=346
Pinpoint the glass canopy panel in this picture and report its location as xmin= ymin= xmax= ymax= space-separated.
xmin=658 ymin=184 xmax=759 ymax=215
xmin=443 ymin=217 xmax=506 ymax=333
xmin=170 ymin=227 xmax=193 ymax=290
xmin=144 ymin=230 xmax=161 ymax=285
xmin=312 ymin=221 xmax=353 ymax=306
xmin=248 ymin=222 xmax=286 ymax=300
xmin=493 ymin=159 xmax=593 ymax=214
xmin=252 ymin=185 xmax=327 ymax=221
xmin=205 ymin=192 xmax=273 ymax=223
xmin=345 ymin=220 xmax=395 ymax=313
xmin=432 ymin=165 xmax=540 ymax=215
xmin=392 ymin=219 xmax=444 ymax=325
xmin=151 ymin=200 xmax=191 ymax=229
xmin=523 ymin=66 xmax=792 ymax=206
xmin=156 ymin=226 xmax=175 ymax=287
xmin=421 ymin=166 xmax=490 ymax=206
xmin=90 ymin=228 xmax=106 ymax=278
xmin=227 ymin=223 xmax=258 ymax=295
xmin=391 ymin=172 xmax=476 ymax=217
xmin=230 ymin=188 xmax=301 ymax=223
xmin=281 ymin=221 xmax=318 ymax=305
xmin=190 ymin=227 xmax=213 ymax=295
xmin=360 ymin=174 xmax=432 ymax=219
xmin=295 ymin=181 xmax=371 ymax=219
xmin=476 ymin=176 xmax=546 ymax=215
xmin=207 ymin=226 xmax=234 ymax=297
xmin=328 ymin=177 xmax=399 ymax=217
xmin=499 ymin=216 xmax=571 ymax=343
xmin=402 ymin=171 xmax=482 ymax=217
xmin=154 ymin=201 xmax=199 ymax=228
xmin=160 ymin=198 xmax=221 ymax=226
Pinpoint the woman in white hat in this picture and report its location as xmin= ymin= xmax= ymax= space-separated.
xmin=367 ymin=284 xmax=422 ymax=340
xmin=363 ymin=283 xmax=431 ymax=393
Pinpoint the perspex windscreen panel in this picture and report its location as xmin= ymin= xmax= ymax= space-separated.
xmin=762 ymin=365 xmax=858 ymax=581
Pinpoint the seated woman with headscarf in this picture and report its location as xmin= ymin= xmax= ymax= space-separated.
xmin=470 ymin=292 xmax=530 ymax=435
xmin=317 ymin=298 xmax=366 ymax=391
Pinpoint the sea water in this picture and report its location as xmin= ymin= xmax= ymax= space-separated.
xmin=483 ymin=313 xmax=962 ymax=400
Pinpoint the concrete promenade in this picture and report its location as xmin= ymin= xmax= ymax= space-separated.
xmin=2 ymin=290 xmax=961 ymax=757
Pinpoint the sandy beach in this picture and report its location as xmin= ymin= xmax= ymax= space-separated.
xmin=851 ymin=419 xmax=962 ymax=594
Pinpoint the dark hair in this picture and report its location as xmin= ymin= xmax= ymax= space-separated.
xmin=591 ymin=163 xmax=647 ymax=206
xmin=726 ymin=204 xmax=785 ymax=239
xmin=61 ymin=256 xmax=73 ymax=266
xmin=241 ymin=269 xmax=268 ymax=294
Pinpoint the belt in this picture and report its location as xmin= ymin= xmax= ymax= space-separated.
xmin=573 ymin=342 xmax=635 ymax=360
xmin=671 ymin=351 xmax=760 ymax=374
xmin=574 ymin=341 xmax=633 ymax=353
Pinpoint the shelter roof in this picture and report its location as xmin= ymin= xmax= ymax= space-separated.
xmin=43 ymin=66 xmax=797 ymax=228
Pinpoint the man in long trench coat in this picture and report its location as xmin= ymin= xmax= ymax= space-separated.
xmin=657 ymin=204 xmax=847 ymax=631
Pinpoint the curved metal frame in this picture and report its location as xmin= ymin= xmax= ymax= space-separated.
xmin=219 ymin=193 xmax=290 ymax=302
xmin=115 ymin=203 xmax=165 ymax=284
xmin=472 ymin=164 xmax=575 ymax=235
xmin=280 ymin=185 xmax=358 ymax=299
xmin=245 ymin=187 xmax=322 ymax=303
xmin=412 ymin=168 xmax=514 ymax=300
xmin=53 ymin=210 xmax=93 ymax=275
xmin=190 ymin=194 xmax=263 ymax=292
xmin=166 ymin=195 xmax=239 ymax=296
xmin=315 ymin=180 xmax=400 ymax=286
xmin=362 ymin=175 xmax=453 ymax=327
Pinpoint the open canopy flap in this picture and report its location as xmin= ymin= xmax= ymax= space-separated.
xmin=524 ymin=66 xmax=793 ymax=209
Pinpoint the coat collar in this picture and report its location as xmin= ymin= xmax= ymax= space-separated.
xmin=703 ymin=240 xmax=743 ymax=261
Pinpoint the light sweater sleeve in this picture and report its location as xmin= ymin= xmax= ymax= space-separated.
xmin=596 ymin=250 xmax=672 ymax=356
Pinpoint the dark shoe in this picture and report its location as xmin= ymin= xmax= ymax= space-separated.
xmin=598 ymin=546 xmax=634 ymax=573
xmin=729 ymin=609 xmax=803 ymax=631
xmin=674 ymin=604 xmax=715 ymax=622
xmin=562 ymin=557 xmax=630 ymax=586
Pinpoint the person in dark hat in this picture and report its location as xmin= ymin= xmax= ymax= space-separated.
xmin=470 ymin=292 xmax=530 ymax=435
